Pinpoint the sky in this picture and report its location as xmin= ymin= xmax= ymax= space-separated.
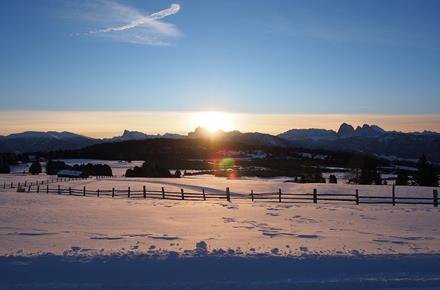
xmin=1 ymin=0 xmax=439 ymax=136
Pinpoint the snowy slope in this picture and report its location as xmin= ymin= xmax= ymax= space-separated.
xmin=0 ymin=175 xmax=439 ymax=289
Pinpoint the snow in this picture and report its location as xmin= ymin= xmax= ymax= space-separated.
xmin=0 ymin=174 xmax=439 ymax=289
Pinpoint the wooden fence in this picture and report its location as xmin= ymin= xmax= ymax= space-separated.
xmin=1 ymin=177 xmax=90 ymax=191
xmin=250 ymin=185 xmax=438 ymax=207
xmin=18 ymin=183 xmax=439 ymax=207
xmin=22 ymin=184 xmax=230 ymax=201
xmin=1 ymin=176 xmax=114 ymax=191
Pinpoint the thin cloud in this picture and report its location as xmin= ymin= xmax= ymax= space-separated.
xmin=82 ymin=1 xmax=181 ymax=46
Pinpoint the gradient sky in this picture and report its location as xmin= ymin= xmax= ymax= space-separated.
xmin=1 ymin=0 xmax=439 ymax=136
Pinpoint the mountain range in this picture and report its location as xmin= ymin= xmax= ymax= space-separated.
xmin=278 ymin=123 xmax=440 ymax=162
xmin=278 ymin=123 xmax=387 ymax=141
xmin=1 ymin=124 xmax=439 ymax=162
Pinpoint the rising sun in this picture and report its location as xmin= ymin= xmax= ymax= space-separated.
xmin=190 ymin=111 xmax=235 ymax=132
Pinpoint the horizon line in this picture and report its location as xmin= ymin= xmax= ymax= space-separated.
xmin=0 ymin=111 xmax=439 ymax=138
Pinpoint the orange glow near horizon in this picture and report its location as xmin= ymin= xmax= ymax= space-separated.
xmin=0 ymin=111 xmax=439 ymax=138
xmin=190 ymin=111 xmax=235 ymax=132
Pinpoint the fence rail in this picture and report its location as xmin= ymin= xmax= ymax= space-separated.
xmin=12 ymin=183 xmax=439 ymax=207
xmin=1 ymin=177 xmax=90 ymax=191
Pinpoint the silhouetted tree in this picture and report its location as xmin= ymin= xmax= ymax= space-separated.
xmin=328 ymin=174 xmax=337 ymax=184
xmin=414 ymin=154 xmax=438 ymax=187
xmin=374 ymin=172 xmax=383 ymax=185
xmin=72 ymin=163 xmax=112 ymax=176
xmin=348 ymin=168 xmax=360 ymax=184
xmin=126 ymin=162 xmax=172 ymax=178
xmin=0 ymin=158 xmax=10 ymax=174
xmin=298 ymin=166 xmax=325 ymax=183
xmin=395 ymin=170 xmax=409 ymax=186
xmin=46 ymin=160 xmax=68 ymax=175
xmin=358 ymin=158 xmax=381 ymax=185
xmin=29 ymin=161 xmax=42 ymax=175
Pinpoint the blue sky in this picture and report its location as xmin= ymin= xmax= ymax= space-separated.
xmin=1 ymin=0 xmax=440 ymax=117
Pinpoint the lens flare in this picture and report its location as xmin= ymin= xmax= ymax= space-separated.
xmin=216 ymin=157 xmax=238 ymax=179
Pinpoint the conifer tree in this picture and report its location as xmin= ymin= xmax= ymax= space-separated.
xmin=415 ymin=154 xmax=438 ymax=186
xmin=0 ymin=158 xmax=10 ymax=174
xmin=395 ymin=170 xmax=409 ymax=186
xmin=29 ymin=161 xmax=42 ymax=175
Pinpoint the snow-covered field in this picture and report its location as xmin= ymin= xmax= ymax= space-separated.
xmin=0 ymin=174 xmax=439 ymax=289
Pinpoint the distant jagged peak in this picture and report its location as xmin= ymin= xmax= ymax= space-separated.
xmin=369 ymin=124 xmax=386 ymax=133
xmin=353 ymin=124 xmax=385 ymax=137
xmin=121 ymin=129 xmax=149 ymax=139
xmin=337 ymin=123 xmax=355 ymax=138
xmin=113 ymin=129 xmax=186 ymax=141
xmin=187 ymin=126 xmax=226 ymax=138
xmin=336 ymin=123 xmax=386 ymax=138
xmin=278 ymin=122 xmax=388 ymax=141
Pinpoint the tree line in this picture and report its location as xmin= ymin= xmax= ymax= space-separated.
xmin=27 ymin=160 xmax=112 ymax=176
xmin=1 ymin=151 xmax=438 ymax=187
xmin=125 ymin=162 xmax=181 ymax=178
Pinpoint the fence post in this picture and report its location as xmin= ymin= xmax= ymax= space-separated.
xmin=251 ymin=189 xmax=254 ymax=202
xmin=181 ymin=188 xmax=185 ymax=200
xmin=313 ymin=188 xmax=317 ymax=203
xmin=226 ymin=187 xmax=231 ymax=202
xmin=69 ymin=187 xmax=71 ymax=195
xmin=37 ymin=185 xmax=40 ymax=193
xmin=143 ymin=186 xmax=146 ymax=198
xmin=162 ymin=187 xmax=165 ymax=199
xmin=112 ymin=188 xmax=115 ymax=198
xmin=83 ymin=186 xmax=86 ymax=196
xmin=434 ymin=190 xmax=438 ymax=207
xmin=278 ymin=188 xmax=282 ymax=203
xmin=58 ymin=185 xmax=61 ymax=194
xmin=392 ymin=184 xmax=396 ymax=206
xmin=128 ymin=187 xmax=130 ymax=198
xmin=46 ymin=184 xmax=49 ymax=193
xmin=202 ymin=188 xmax=206 ymax=201
xmin=355 ymin=189 xmax=359 ymax=205
xmin=97 ymin=189 xmax=100 ymax=197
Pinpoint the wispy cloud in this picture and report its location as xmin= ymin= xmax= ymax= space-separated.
xmin=80 ymin=1 xmax=181 ymax=46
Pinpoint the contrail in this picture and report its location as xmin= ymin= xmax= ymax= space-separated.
xmin=97 ymin=3 xmax=180 ymax=33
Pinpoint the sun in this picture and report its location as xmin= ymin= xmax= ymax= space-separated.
xmin=190 ymin=111 xmax=235 ymax=132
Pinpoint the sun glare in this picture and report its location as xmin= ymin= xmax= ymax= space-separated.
xmin=190 ymin=111 xmax=235 ymax=132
